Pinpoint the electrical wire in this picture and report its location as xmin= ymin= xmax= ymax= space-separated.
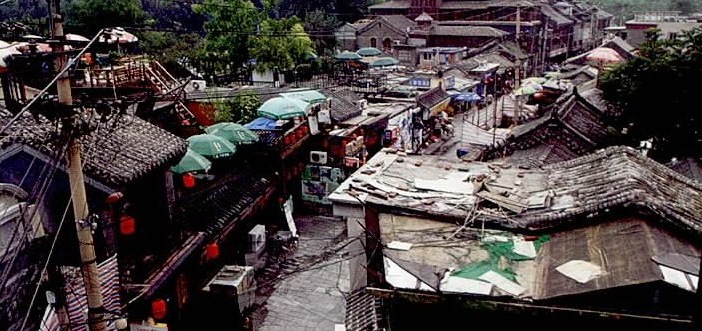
xmin=0 ymin=28 xmax=106 ymax=137
xmin=0 ymin=137 xmax=69 ymax=292
xmin=14 ymin=101 xmax=139 ymax=330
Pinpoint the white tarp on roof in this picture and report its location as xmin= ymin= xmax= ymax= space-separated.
xmin=659 ymin=265 xmax=698 ymax=293
xmin=440 ymin=275 xmax=493 ymax=295
xmin=439 ymin=276 xmax=492 ymax=295
xmin=556 ymin=260 xmax=604 ymax=283
xmin=512 ymin=238 xmax=537 ymax=258
xmin=384 ymin=257 xmax=435 ymax=291
xmin=479 ymin=270 xmax=525 ymax=296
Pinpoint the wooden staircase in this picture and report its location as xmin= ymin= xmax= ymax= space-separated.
xmin=143 ymin=60 xmax=200 ymax=127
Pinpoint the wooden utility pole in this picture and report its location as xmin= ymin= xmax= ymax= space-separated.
xmin=52 ymin=9 xmax=108 ymax=331
xmin=514 ymin=3 xmax=521 ymax=127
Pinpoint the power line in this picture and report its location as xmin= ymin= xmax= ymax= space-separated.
xmin=0 ymin=28 xmax=106 ymax=137
xmin=15 ymin=109 xmax=136 ymax=330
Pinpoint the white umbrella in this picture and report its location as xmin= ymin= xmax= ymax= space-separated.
xmin=22 ymin=34 xmax=44 ymax=40
xmin=99 ymin=27 xmax=138 ymax=44
xmin=66 ymin=33 xmax=90 ymax=42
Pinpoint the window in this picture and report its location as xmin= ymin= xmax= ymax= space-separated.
xmin=371 ymin=38 xmax=377 ymax=48
xmin=668 ymin=32 xmax=678 ymax=40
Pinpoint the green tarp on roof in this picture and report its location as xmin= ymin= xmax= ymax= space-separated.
xmin=452 ymin=235 xmax=550 ymax=282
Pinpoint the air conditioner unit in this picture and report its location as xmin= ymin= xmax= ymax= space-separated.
xmin=310 ymin=151 xmax=328 ymax=165
xmin=185 ymin=79 xmax=206 ymax=92
xmin=358 ymin=99 xmax=368 ymax=110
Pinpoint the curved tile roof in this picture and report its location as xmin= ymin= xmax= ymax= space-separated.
xmin=0 ymin=110 xmax=188 ymax=187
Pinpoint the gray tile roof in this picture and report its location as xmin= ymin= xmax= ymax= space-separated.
xmin=320 ymin=88 xmax=362 ymax=122
xmin=173 ymin=167 xmax=274 ymax=237
xmin=416 ymin=87 xmax=450 ymax=110
xmin=0 ymin=110 xmax=188 ymax=187
xmin=432 ymin=25 xmax=508 ymax=38
xmin=333 ymin=145 xmax=702 ymax=238
xmin=540 ymin=4 xmax=575 ymax=26
xmin=441 ymin=0 xmax=495 ymax=10
xmin=382 ymin=15 xmax=417 ymax=31
xmin=669 ymin=157 xmax=702 ymax=182
xmin=369 ymin=0 xmax=410 ymax=9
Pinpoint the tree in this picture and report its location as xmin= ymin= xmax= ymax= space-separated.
xmin=600 ymin=27 xmax=702 ymax=160
xmin=137 ymin=31 xmax=204 ymax=75
xmin=277 ymin=0 xmax=334 ymax=19
xmin=669 ymin=0 xmax=696 ymax=14
xmin=214 ymin=90 xmax=261 ymax=123
xmin=334 ymin=0 xmax=366 ymax=23
xmin=249 ymin=17 xmax=314 ymax=72
xmin=304 ymin=9 xmax=339 ymax=55
xmin=66 ymin=0 xmax=146 ymax=35
xmin=193 ymin=0 xmax=263 ymax=81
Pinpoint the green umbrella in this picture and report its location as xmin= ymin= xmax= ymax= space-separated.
xmin=205 ymin=122 xmax=259 ymax=145
xmin=357 ymin=47 xmax=382 ymax=57
xmin=171 ymin=148 xmax=212 ymax=174
xmin=334 ymin=50 xmax=362 ymax=61
xmin=370 ymin=57 xmax=399 ymax=68
xmin=257 ymin=96 xmax=309 ymax=120
xmin=187 ymin=134 xmax=237 ymax=159
xmin=513 ymin=84 xmax=542 ymax=96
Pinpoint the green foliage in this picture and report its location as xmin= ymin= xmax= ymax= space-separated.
xmin=214 ymin=90 xmax=261 ymax=123
xmin=304 ymin=9 xmax=339 ymax=55
xmin=193 ymin=0 xmax=263 ymax=79
xmin=138 ymin=31 xmax=204 ymax=68
xmin=250 ymin=17 xmax=314 ymax=72
xmin=66 ymin=0 xmax=146 ymax=35
xmin=600 ymin=27 xmax=702 ymax=159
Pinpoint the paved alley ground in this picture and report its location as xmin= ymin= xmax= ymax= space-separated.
xmin=251 ymin=215 xmax=351 ymax=331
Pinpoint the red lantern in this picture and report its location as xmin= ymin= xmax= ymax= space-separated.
xmin=105 ymin=192 xmax=124 ymax=204
xmin=533 ymin=92 xmax=545 ymax=100
xmin=296 ymin=127 xmax=305 ymax=139
xmin=119 ymin=215 xmax=136 ymax=235
xmin=151 ymin=299 xmax=167 ymax=320
xmin=183 ymin=173 xmax=196 ymax=188
xmin=206 ymin=243 xmax=220 ymax=260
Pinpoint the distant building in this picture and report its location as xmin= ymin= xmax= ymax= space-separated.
xmin=624 ymin=11 xmax=702 ymax=47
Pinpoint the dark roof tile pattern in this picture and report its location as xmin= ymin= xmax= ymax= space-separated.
xmin=558 ymin=94 xmax=611 ymax=145
xmin=432 ymin=25 xmax=507 ymax=37
xmin=540 ymin=4 xmax=575 ymax=26
xmin=416 ymin=87 xmax=450 ymax=110
xmin=173 ymin=168 xmax=274 ymax=237
xmin=383 ymin=15 xmax=417 ymax=31
xmin=368 ymin=0 xmax=410 ymax=9
xmin=0 ymin=110 xmax=188 ymax=187
xmin=321 ymin=88 xmax=363 ymax=122
xmin=359 ymin=146 xmax=702 ymax=239
xmin=521 ymin=146 xmax=702 ymax=235
xmin=669 ymin=158 xmax=702 ymax=183
xmin=345 ymin=289 xmax=384 ymax=331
